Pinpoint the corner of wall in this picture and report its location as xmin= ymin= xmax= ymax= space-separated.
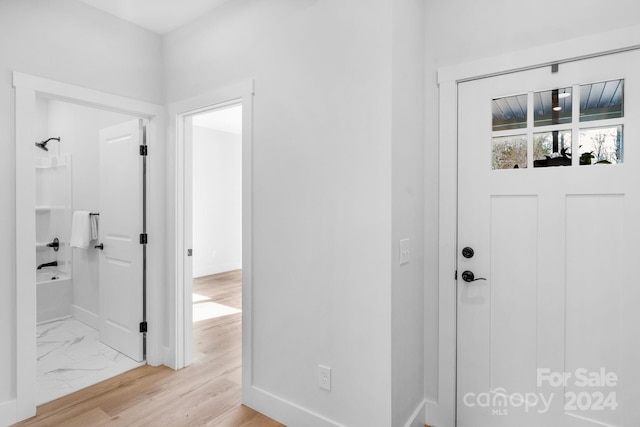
xmin=0 ymin=399 xmax=18 ymax=427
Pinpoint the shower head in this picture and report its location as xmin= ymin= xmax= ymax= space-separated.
xmin=35 ymin=141 xmax=49 ymax=151
xmin=35 ymin=137 xmax=60 ymax=152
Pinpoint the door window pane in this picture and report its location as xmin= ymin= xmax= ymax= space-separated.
xmin=533 ymin=130 xmax=572 ymax=167
xmin=580 ymin=80 xmax=623 ymax=122
xmin=534 ymin=88 xmax=572 ymax=127
xmin=492 ymin=135 xmax=527 ymax=169
xmin=579 ymin=126 xmax=623 ymax=165
xmin=492 ymin=94 xmax=527 ymax=131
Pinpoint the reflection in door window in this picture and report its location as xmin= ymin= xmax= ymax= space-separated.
xmin=534 ymin=87 xmax=572 ymax=127
xmin=492 ymin=94 xmax=527 ymax=131
xmin=533 ymin=130 xmax=572 ymax=167
xmin=492 ymin=135 xmax=527 ymax=169
xmin=580 ymin=80 xmax=623 ymax=122
xmin=579 ymin=126 xmax=623 ymax=165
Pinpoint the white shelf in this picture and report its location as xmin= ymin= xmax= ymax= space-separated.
xmin=36 ymin=271 xmax=71 ymax=285
xmin=35 ymin=206 xmax=66 ymax=213
xmin=35 ymin=156 xmax=67 ymax=169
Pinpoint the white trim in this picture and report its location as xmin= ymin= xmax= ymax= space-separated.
xmin=15 ymin=84 xmax=37 ymax=422
xmin=438 ymin=24 xmax=640 ymax=84
xmin=12 ymin=73 xmax=162 ymax=118
xmin=243 ymin=385 xmax=344 ymax=427
xmin=434 ymin=24 xmax=640 ymax=427
xmin=13 ymin=72 xmax=165 ymax=424
xmin=71 ymin=305 xmax=99 ymax=330
xmin=166 ymin=82 xmax=254 ymax=411
xmin=0 ymin=399 xmax=17 ymax=426
xmin=430 ymin=79 xmax=458 ymax=427
xmin=403 ymin=399 xmax=427 ymax=427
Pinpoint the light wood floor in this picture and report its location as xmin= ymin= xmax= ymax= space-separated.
xmin=13 ymin=269 xmax=284 ymax=427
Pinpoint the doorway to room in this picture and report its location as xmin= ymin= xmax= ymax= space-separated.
xmin=14 ymin=72 xmax=165 ymax=422
xmin=170 ymin=79 xmax=253 ymax=405
xmin=189 ymin=105 xmax=243 ymax=381
xmin=33 ymin=98 xmax=147 ymax=405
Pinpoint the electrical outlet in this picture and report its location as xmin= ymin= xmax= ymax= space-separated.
xmin=318 ymin=365 xmax=331 ymax=391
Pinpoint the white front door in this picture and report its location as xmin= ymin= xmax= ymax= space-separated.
xmin=98 ymin=119 xmax=145 ymax=362
xmin=457 ymin=51 xmax=640 ymax=426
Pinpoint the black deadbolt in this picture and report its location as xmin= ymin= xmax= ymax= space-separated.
xmin=462 ymin=247 xmax=474 ymax=258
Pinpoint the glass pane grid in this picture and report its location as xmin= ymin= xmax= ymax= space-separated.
xmin=491 ymin=79 xmax=625 ymax=170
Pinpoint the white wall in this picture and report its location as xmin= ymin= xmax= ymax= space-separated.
xmin=423 ymin=0 xmax=640 ymax=423
xmin=165 ymin=1 xmax=398 ymax=425
xmin=192 ymin=126 xmax=242 ymax=277
xmin=165 ymin=0 xmax=427 ymax=425
xmin=0 ymin=0 xmax=161 ymax=419
xmin=391 ymin=1 xmax=425 ymax=425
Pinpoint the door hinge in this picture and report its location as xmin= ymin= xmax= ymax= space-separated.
xmin=455 ymin=270 xmax=458 ymax=280
xmin=139 ymin=321 xmax=148 ymax=333
xmin=140 ymin=145 xmax=148 ymax=156
xmin=140 ymin=233 xmax=148 ymax=244
xmin=187 ymin=249 xmax=193 ymax=256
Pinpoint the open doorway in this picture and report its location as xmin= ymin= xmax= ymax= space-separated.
xmin=34 ymin=98 xmax=146 ymax=405
xmin=14 ymin=72 xmax=164 ymax=423
xmin=189 ymin=105 xmax=243 ymax=374
xmin=170 ymin=80 xmax=253 ymax=407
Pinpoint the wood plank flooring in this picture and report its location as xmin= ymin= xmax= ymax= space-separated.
xmin=13 ymin=270 xmax=284 ymax=427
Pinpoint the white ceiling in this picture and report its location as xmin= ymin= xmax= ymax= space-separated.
xmin=79 ymin=0 xmax=229 ymax=34
xmin=192 ymin=105 xmax=243 ymax=135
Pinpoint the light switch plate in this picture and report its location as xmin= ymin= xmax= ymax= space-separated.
xmin=400 ymin=238 xmax=410 ymax=265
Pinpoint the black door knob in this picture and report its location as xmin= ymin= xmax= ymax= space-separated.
xmin=462 ymin=247 xmax=474 ymax=258
xmin=461 ymin=270 xmax=486 ymax=282
xmin=94 ymin=243 xmax=104 ymax=250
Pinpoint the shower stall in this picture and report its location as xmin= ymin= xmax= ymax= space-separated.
xmin=35 ymin=142 xmax=72 ymax=324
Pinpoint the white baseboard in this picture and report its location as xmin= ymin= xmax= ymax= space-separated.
xmin=71 ymin=304 xmax=98 ymax=330
xmin=161 ymin=346 xmax=175 ymax=369
xmin=0 ymin=399 xmax=17 ymax=426
xmin=404 ymin=399 xmax=427 ymax=427
xmin=244 ymin=385 xmax=344 ymax=427
xmin=425 ymin=398 xmax=446 ymax=427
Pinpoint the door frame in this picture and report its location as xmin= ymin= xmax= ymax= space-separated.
xmin=12 ymin=72 xmax=165 ymax=423
xmin=167 ymin=82 xmax=254 ymax=390
xmin=431 ymin=25 xmax=640 ymax=427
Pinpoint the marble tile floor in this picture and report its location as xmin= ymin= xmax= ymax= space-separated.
xmin=36 ymin=318 xmax=144 ymax=405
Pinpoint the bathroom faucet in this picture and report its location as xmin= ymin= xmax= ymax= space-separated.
xmin=37 ymin=261 xmax=58 ymax=270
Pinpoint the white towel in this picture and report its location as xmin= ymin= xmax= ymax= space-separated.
xmin=90 ymin=215 xmax=99 ymax=240
xmin=70 ymin=211 xmax=91 ymax=249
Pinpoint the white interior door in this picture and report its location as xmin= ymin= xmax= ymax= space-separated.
xmin=98 ymin=119 xmax=145 ymax=362
xmin=457 ymin=51 xmax=640 ymax=426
